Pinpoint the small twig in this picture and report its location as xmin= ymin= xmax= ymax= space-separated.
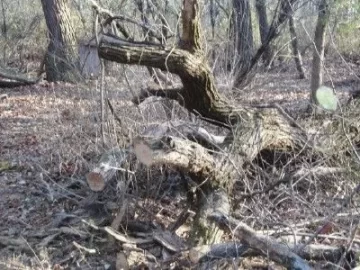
xmin=81 ymin=219 xmax=100 ymax=230
xmin=37 ymin=233 xmax=60 ymax=248
xmin=103 ymin=227 xmax=152 ymax=244
xmin=168 ymin=208 xmax=191 ymax=232
xmin=0 ymin=93 xmax=8 ymax=101
xmin=82 ymin=219 xmax=153 ymax=244
xmin=73 ymin=241 xmax=97 ymax=254
xmin=107 ymin=98 xmax=122 ymax=126
xmin=93 ymin=11 xmax=107 ymax=146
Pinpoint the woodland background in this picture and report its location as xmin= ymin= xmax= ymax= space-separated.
xmin=1 ymin=0 xmax=360 ymax=269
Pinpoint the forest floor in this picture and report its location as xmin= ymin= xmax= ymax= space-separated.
xmin=0 ymin=57 xmax=360 ymax=270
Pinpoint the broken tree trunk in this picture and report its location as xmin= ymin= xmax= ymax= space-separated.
xmin=98 ymin=0 xmax=305 ymax=248
xmin=94 ymin=1 xmax=360 ymax=268
xmin=133 ymin=136 xmax=235 ymax=245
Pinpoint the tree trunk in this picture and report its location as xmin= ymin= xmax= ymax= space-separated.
xmin=289 ymin=14 xmax=306 ymax=79
xmin=209 ymin=0 xmax=218 ymax=63
xmin=233 ymin=0 xmax=298 ymax=89
xmin=255 ymin=0 xmax=272 ymax=65
xmin=40 ymin=0 xmax=79 ymax=82
xmin=310 ymin=0 xmax=330 ymax=105
xmin=232 ymin=0 xmax=254 ymax=78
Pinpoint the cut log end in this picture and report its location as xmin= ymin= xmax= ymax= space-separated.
xmin=86 ymin=172 xmax=106 ymax=191
xmin=86 ymin=148 xmax=130 ymax=191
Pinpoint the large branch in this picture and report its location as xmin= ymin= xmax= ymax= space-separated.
xmin=99 ymin=35 xmax=237 ymax=124
xmin=189 ymin=241 xmax=356 ymax=265
xmin=208 ymin=213 xmax=312 ymax=270
xmin=0 ymin=68 xmax=41 ymax=88
xmin=99 ymin=34 xmax=302 ymax=148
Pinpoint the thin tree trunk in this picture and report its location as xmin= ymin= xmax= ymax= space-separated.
xmin=255 ymin=0 xmax=272 ymax=65
xmin=209 ymin=0 xmax=219 ymax=64
xmin=232 ymin=0 xmax=254 ymax=76
xmin=289 ymin=14 xmax=306 ymax=79
xmin=310 ymin=0 xmax=330 ymax=104
xmin=233 ymin=0 xmax=298 ymax=89
xmin=1 ymin=0 xmax=7 ymax=62
xmin=41 ymin=0 xmax=79 ymax=82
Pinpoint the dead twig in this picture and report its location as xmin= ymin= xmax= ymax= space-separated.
xmin=73 ymin=241 xmax=97 ymax=254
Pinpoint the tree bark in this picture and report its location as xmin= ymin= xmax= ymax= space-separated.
xmin=233 ymin=0 xmax=298 ymax=89
xmin=289 ymin=14 xmax=306 ymax=79
xmin=40 ymin=0 xmax=79 ymax=82
xmin=232 ymin=0 xmax=254 ymax=77
xmin=310 ymin=0 xmax=330 ymax=105
xmin=255 ymin=0 xmax=272 ymax=65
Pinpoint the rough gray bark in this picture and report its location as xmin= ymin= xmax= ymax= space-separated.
xmin=232 ymin=0 xmax=254 ymax=77
xmin=40 ymin=0 xmax=79 ymax=82
xmin=289 ymin=14 xmax=306 ymax=79
xmin=255 ymin=0 xmax=272 ymax=65
xmin=310 ymin=0 xmax=330 ymax=105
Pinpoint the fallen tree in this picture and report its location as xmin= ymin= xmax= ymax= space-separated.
xmin=91 ymin=0 xmax=360 ymax=268
xmin=0 ymin=68 xmax=41 ymax=88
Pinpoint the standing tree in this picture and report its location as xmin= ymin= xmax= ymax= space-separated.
xmin=233 ymin=0 xmax=298 ymax=88
xmin=255 ymin=0 xmax=272 ymax=66
xmin=40 ymin=0 xmax=79 ymax=82
xmin=310 ymin=0 xmax=330 ymax=105
xmin=232 ymin=0 xmax=254 ymax=78
xmin=289 ymin=13 xmax=306 ymax=79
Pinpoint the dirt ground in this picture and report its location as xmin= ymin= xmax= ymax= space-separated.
xmin=0 ymin=57 xmax=360 ymax=269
